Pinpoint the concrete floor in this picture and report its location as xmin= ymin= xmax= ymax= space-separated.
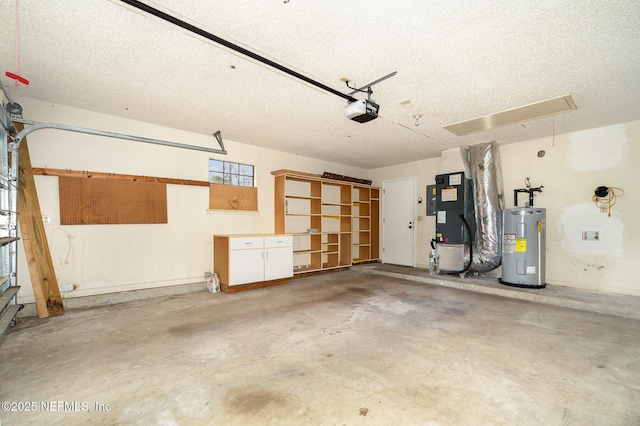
xmin=1 ymin=268 xmax=639 ymax=425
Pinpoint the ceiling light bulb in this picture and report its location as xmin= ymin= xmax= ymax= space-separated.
xmin=413 ymin=114 xmax=423 ymax=126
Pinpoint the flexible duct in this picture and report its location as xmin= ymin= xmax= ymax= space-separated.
xmin=468 ymin=141 xmax=504 ymax=272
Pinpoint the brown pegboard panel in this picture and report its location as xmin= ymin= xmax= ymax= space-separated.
xmin=209 ymin=184 xmax=258 ymax=211
xmin=59 ymin=177 xmax=168 ymax=225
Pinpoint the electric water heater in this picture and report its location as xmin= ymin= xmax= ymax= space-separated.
xmin=500 ymin=208 xmax=546 ymax=288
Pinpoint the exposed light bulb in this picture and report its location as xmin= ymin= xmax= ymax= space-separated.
xmin=413 ymin=114 xmax=423 ymax=126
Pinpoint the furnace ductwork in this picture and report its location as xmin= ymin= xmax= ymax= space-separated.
xmin=468 ymin=141 xmax=505 ymax=272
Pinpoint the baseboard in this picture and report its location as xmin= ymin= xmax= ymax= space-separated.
xmin=17 ymin=281 xmax=208 ymax=318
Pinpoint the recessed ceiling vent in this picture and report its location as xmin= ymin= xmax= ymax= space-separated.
xmin=443 ymin=94 xmax=577 ymax=136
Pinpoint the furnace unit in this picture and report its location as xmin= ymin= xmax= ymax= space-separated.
xmin=433 ymin=172 xmax=476 ymax=273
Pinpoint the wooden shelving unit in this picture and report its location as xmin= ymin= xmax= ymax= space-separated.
xmin=273 ymin=170 xmax=380 ymax=275
xmin=352 ymin=185 xmax=371 ymax=264
xmin=370 ymin=188 xmax=381 ymax=261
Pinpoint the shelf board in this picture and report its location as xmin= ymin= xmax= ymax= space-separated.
xmin=293 ymin=265 xmax=322 ymax=274
xmin=321 ymin=264 xmax=348 ymax=271
xmin=277 ymin=171 xmax=322 ymax=180
xmin=293 ymin=249 xmax=322 ymax=254
xmin=286 ymin=194 xmax=321 ymax=200
xmin=322 ymin=251 xmax=339 ymax=255
xmin=286 ymin=213 xmax=322 ymax=217
xmin=352 ymin=243 xmax=371 ymax=247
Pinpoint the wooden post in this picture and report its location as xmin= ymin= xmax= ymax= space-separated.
xmin=14 ymin=123 xmax=64 ymax=318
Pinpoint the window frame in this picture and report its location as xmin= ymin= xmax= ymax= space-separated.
xmin=208 ymin=159 xmax=258 ymax=211
xmin=208 ymin=159 xmax=255 ymax=188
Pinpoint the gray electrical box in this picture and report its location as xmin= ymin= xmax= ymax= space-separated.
xmin=426 ymin=184 xmax=437 ymax=216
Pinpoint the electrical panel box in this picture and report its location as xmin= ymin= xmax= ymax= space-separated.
xmin=426 ymin=185 xmax=437 ymax=216
xmin=434 ymin=172 xmax=476 ymax=245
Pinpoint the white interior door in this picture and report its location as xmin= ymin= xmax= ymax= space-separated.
xmin=382 ymin=178 xmax=415 ymax=266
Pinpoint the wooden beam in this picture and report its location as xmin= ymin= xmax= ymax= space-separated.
xmin=14 ymin=123 xmax=65 ymax=318
xmin=32 ymin=168 xmax=209 ymax=187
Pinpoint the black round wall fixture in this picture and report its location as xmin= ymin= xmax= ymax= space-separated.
xmin=595 ymin=186 xmax=609 ymax=197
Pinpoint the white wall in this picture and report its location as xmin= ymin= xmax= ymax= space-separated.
xmin=370 ymin=120 xmax=639 ymax=296
xmin=369 ymin=157 xmax=441 ymax=269
xmin=13 ymin=97 xmax=639 ymax=301
xmin=15 ymin=97 xmax=368 ymax=304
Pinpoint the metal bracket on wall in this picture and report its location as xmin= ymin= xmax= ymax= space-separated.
xmin=9 ymin=118 xmax=228 ymax=155
xmin=346 ymin=71 xmax=398 ymax=97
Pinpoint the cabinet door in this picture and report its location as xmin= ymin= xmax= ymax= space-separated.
xmin=229 ymin=249 xmax=265 ymax=285
xmin=264 ymin=247 xmax=293 ymax=281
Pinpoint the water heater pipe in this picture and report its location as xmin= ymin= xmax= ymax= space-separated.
xmin=514 ymin=186 xmax=543 ymax=207
xmin=537 ymin=221 xmax=542 ymax=287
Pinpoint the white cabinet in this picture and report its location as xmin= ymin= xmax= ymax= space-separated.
xmin=264 ymin=236 xmax=294 ymax=281
xmin=214 ymin=234 xmax=293 ymax=293
xmin=229 ymin=248 xmax=265 ymax=285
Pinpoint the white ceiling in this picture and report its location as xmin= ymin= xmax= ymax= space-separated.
xmin=1 ymin=0 xmax=639 ymax=169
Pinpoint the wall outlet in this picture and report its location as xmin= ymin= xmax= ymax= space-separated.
xmin=582 ymin=230 xmax=600 ymax=241
xmin=42 ymin=215 xmax=51 ymax=225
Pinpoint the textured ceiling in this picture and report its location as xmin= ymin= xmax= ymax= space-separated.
xmin=1 ymin=0 xmax=639 ymax=169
